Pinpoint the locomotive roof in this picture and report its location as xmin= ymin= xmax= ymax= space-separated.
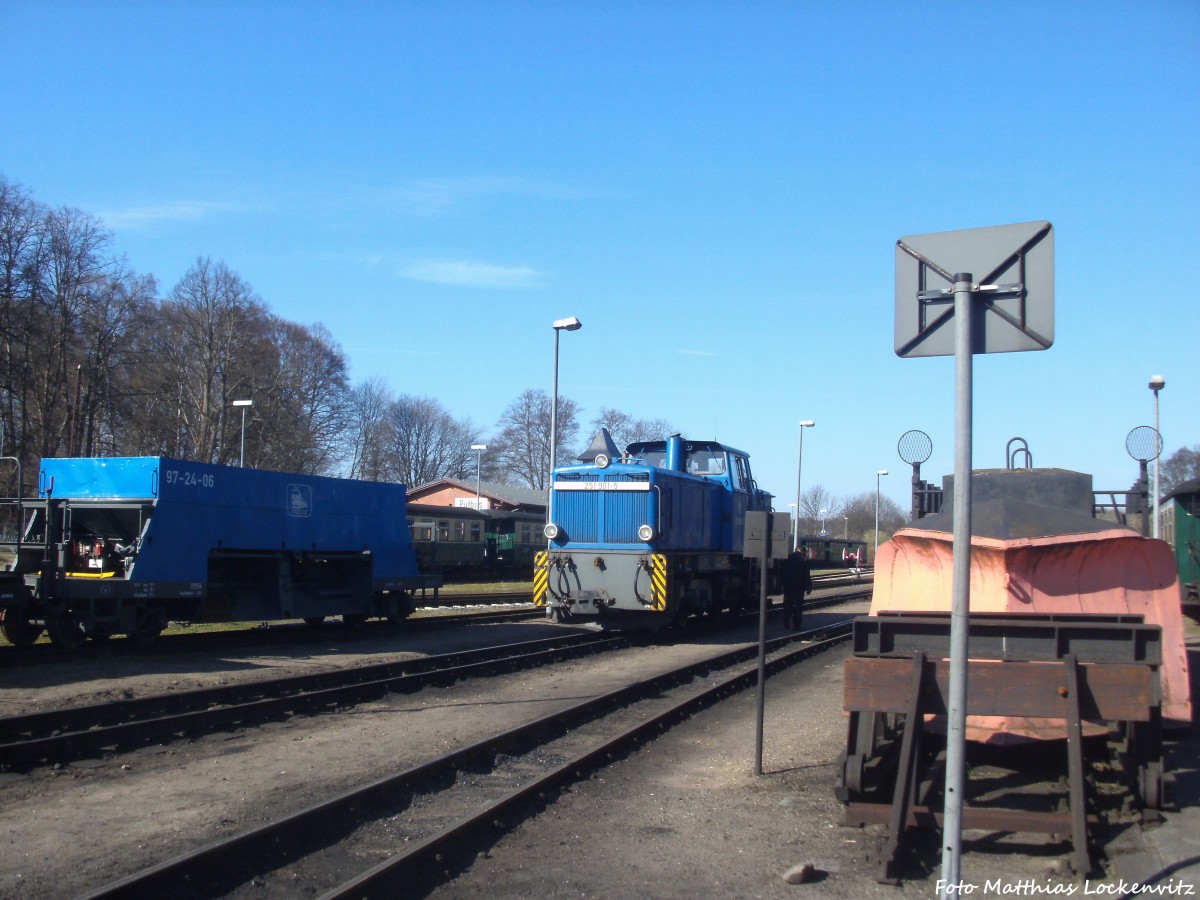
xmin=625 ymin=438 xmax=752 ymax=458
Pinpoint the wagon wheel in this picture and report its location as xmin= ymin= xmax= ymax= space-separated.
xmin=383 ymin=591 xmax=415 ymax=625
xmin=127 ymin=608 xmax=166 ymax=645
xmin=303 ymin=616 xmax=327 ymax=627
xmin=342 ymin=612 xmax=368 ymax=627
xmin=0 ymin=608 xmax=43 ymax=647
xmin=46 ymin=610 xmax=88 ymax=649
xmin=669 ymin=598 xmax=689 ymax=632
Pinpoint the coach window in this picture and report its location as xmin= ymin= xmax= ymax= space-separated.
xmin=454 ymin=520 xmax=466 ymax=541
xmin=438 ymin=521 xmax=449 ymax=542
xmin=470 ymin=522 xmax=482 ymax=542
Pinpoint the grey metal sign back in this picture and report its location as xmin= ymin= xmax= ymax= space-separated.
xmin=895 ymin=220 xmax=1054 ymax=357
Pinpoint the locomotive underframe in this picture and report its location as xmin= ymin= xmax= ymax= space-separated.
xmin=536 ymin=548 xmax=757 ymax=624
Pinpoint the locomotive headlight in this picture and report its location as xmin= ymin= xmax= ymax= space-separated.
xmin=543 ymin=523 xmax=560 ymax=540
xmin=637 ymin=524 xmax=655 ymax=542
xmin=595 ymin=453 xmax=611 ymax=469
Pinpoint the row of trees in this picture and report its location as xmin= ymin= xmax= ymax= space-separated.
xmin=793 ymin=484 xmax=906 ymax=552
xmin=0 ymin=176 xmax=676 ymax=493
xmin=1 ymin=176 xmax=354 ymax=478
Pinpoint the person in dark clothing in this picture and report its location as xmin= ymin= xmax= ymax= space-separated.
xmin=780 ymin=546 xmax=812 ymax=630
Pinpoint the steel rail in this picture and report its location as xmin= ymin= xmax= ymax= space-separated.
xmin=3 ymin=588 xmax=869 ymax=768
xmin=80 ymin=619 xmax=855 ymax=899
xmin=0 ymin=631 xmax=628 ymax=768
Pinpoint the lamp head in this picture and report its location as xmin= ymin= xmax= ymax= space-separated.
xmin=553 ymin=316 xmax=582 ymax=331
xmin=1149 ymin=375 xmax=1165 ymax=392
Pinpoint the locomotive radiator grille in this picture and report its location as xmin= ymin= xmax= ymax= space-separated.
xmin=555 ymin=491 xmax=650 ymax=544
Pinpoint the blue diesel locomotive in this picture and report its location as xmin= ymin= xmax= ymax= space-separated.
xmin=534 ymin=432 xmax=774 ymax=626
xmin=0 ymin=457 xmax=438 ymax=648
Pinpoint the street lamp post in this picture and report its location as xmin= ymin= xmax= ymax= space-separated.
xmin=794 ymin=420 xmax=815 ymax=548
xmin=549 ymin=317 xmax=582 ymax=476
xmin=875 ymin=469 xmax=889 ymax=561
xmin=232 ymin=400 xmax=252 ymax=467
xmin=471 ymin=443 xmax=487 ymax=509
xmin=549 ymin=317 xmax=582 ymax=521
xmin=1149 ymin=375 xmax=1165 ymax=539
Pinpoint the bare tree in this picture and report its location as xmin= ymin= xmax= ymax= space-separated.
xmin=74 ymin=265 xmax=156 ymax=457
xmin=343 ymin=376 xmax=394 ymax=481
xmin=492 ymin=388 xmax=579 ymax=489
xmin=252 ymin=320 xmax=349 ymax=475
xmin=794 ymin=484 xmax=840 ymax=537
xmin=24 ymin=206 xmax=114 ymax=459
xmin=841 ymin=490 xmax=906 ymax=554
xmin=589 ymin=406 xmax=672 ymax=454
xmin=0 ymin=177 xmax=41 ymax=465
xmin=378 ymin=395 xmax=479 ymax=488
xmin=164 ymin=258 xmax=270 ymax=464
xmin=1161 ymin=445 xmax=1200 ymax=496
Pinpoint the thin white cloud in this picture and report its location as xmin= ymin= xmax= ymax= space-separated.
xmin=402 ymin=259 xmax=544 ymax=289
xmin=98 ymin=200 xmax=243 ymax=230
xmin=375 ymin=176 xmax=608 ymax=217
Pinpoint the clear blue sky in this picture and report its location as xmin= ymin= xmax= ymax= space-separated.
xmin=2 ymin=1 xmax=1197 ymax=511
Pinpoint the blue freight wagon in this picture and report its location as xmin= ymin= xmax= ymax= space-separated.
xmin=0 ymin=457 xmax=438 ymax=648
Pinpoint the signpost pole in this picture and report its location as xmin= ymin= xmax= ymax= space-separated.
xmin=941 ymin=273 xmax=975 ymax=894
xmin=754 ymin=512 xmax=770 ymax=777
xmin=894 ymin=221 xmax=1052 ymax=895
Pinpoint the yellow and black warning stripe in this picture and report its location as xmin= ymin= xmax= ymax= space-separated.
xmin=532 ymin=550 xmax=550 ymax=607
xmin=650 ymin=553 xmax=668 ymax=611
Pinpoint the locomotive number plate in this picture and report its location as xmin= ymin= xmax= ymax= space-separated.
xmin=554 ymin=482 xmax=650 ymax=491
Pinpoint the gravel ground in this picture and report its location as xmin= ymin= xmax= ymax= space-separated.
xmin=432 ymin=618 xmax=1200 ymax=899
xmin=1 ymin=604 xmax=1196 ymax=899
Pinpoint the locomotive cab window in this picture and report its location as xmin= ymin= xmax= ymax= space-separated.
xmin=687 ymin=449 xmax=725 ymax=476
xmin=641 ymin=449 xmax=667 ymax=468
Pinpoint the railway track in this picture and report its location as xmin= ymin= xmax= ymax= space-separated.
xmin=0 ymin=595 xmax=541 ymax=666
xmin=80 ymin=617 xmax=856 ymax=899
xmin=0 ymin=573 xmax=871 ymax=665
xmin=0 ymin=630 xmax=631 ymax=769
xmin=0 ymin=587 xmax=869 ymax=770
